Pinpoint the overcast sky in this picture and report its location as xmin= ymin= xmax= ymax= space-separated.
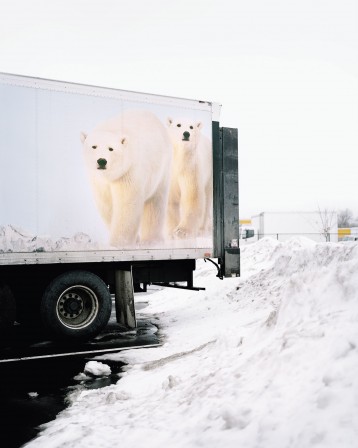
xmin=1 ymin=0 xmax=357 ymax=219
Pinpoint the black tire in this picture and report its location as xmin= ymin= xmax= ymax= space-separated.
xmin=40 ymin=270 xmax=112 ymax=341
xmin=0 ymin=283 xmax=16 ymax=343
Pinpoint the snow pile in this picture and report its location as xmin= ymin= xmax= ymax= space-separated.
xmin=26 ymin=238 xmax=358 ymax=448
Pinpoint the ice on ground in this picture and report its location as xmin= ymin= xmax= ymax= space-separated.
xmin=25 ymin=237 xmax=358 ymax=448
xmin=84 ymin=361 xmax=111 ymax=377
xmin=28 ymin=392 xmax=39 ymax=398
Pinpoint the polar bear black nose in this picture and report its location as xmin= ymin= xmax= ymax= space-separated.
xmin=183 ymin=131 xmax=190 ymax=141
xmin=97 ymin=158 xmax=107 ymax=169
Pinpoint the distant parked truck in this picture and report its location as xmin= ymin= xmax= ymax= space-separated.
xmin=239 ymin=211 xmax=338 ymax=243
xmin=338 ymin=227 xmax=358 ymax=241
xmin=341 ymin=235 xmax=358 ymax=242
xmin=0 ymin=73 xmax=240 ymax=342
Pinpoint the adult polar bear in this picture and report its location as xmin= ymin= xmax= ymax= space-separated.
xmin=81 ymin=110 xmax=172 ymax=247
xmin=166 ymin=117 xmax=213 ymax=239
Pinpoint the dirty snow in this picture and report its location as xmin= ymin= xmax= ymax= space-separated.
xmin=25 ymin=238 xmax=358 ymax=447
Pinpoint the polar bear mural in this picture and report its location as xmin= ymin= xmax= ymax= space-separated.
xmin=81 ymin=110 xmax=172 ymax=247
xmin=166 ymin=117 xmax=213 ymax=239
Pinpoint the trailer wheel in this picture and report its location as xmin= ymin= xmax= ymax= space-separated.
xmin=0 ymin=283 xmax=16 ymax=342
xmin=41 ymin=271 xmax=112 ymax=341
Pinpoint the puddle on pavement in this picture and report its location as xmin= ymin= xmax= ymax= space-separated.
xmin=0 ymin=357 xmax=125 ymax=447
xmin=0 ymin=292 xmax=160 ymax=447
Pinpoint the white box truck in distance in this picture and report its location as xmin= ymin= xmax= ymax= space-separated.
xmin=0 ymin=73 xmax=240 ymax=342
xmin=241 ymin=211 xmax=338 ymax=243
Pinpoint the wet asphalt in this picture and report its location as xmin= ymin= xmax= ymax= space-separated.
xmin=0 ymin=357 xmax=125 ymax=447
xmin=0 ymin=298 xmax=160 ymax=447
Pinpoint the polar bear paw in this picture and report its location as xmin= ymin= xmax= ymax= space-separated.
xmin=173 ymin=226 xmax=190 ymax=239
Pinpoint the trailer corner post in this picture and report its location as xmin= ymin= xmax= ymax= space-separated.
xmin=223 ymin=127 xmax=240 ymax=277
xmin=114 ymin=269 xmax=136 ymax=329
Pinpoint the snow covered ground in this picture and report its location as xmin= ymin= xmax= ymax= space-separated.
xmin=26 ymin=238 xmax=358 ymax=448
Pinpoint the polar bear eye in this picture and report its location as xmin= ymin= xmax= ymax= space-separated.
xmin=177 ymin=124 xmax=181 ymax=127
xmin=108 ymin=147 xmax=114 ymax=152
xmin=92 ymin=145 xmax=97 ymax=149
xmin=190 ymin=126 xmax=193 ymax=129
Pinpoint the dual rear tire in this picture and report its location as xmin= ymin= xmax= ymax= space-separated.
xmin=40 ymin=271 xmax=112 ymax=341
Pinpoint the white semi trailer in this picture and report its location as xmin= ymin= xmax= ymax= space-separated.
xmin=0 ymin=73 xmax=240 ymax=342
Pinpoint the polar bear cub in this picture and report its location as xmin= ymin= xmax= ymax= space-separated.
xmin=166 ymin=117 xmax=213 ymax=238
xmin=81 ymin=110 xmax=172 ymax=247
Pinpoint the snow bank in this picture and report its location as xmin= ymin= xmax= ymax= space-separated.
xmin=25 ymin=238 xmax=358 ymax=448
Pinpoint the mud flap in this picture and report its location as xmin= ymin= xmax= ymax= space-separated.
xmin=224 ymin=246 xmax=241 ymax=277
xmin=114 ymin=269 xmax=137 ymax=329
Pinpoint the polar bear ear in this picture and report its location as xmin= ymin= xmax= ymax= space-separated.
xmin=196 ymin=122 xmax=203 ymax=130
xmin=167 ymin=117 xmax=173 ymax=127
xmin=80 ymin=132 xmax=87 ymax=143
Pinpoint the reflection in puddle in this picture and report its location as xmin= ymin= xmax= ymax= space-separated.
xmin=0 ymin=298 xmax=159 ymax=447
xmin=0 ymin=357 xmax=125 ymax=448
